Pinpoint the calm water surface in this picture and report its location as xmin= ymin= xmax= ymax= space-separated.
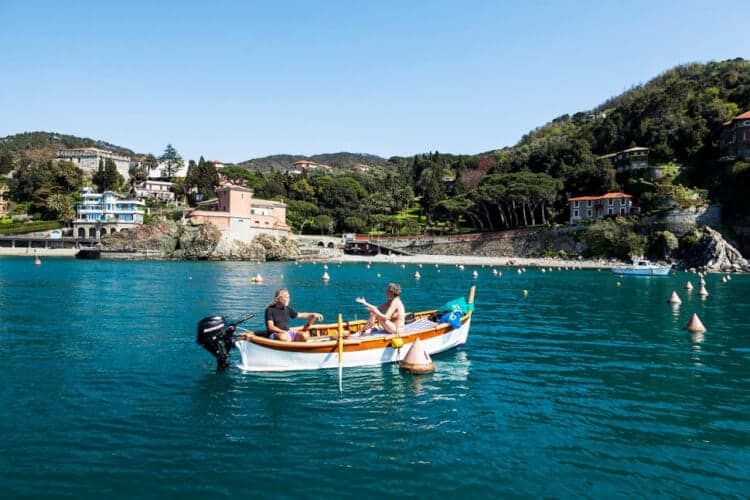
xmin=1 ymin=257 xmax=749 ymax=498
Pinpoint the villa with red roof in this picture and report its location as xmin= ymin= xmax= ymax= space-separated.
xmin=720 ymin=110 xmax=750 ymax=159
xmin=568 ymin=192 xmax=633 ymax=223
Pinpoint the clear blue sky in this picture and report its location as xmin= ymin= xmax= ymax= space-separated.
xmin=0 ymin=0 xmax=746 ymax=163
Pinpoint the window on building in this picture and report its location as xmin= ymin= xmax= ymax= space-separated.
xmin=587 ymin=200 xmax=592 ymax=207
xmin=574 ymin=201 xmax=579 ymax=207
xmin=608 ymin=199 xmax=613 ymax=205
xmin=574 ymin=209 xmax=579 ymax=217
xmin=587 ymin=209 xmax=592 ymax=217
xmin=745 ymin=130 xmax=750 ymax=141
xmin=743 ymin=120 xmax=750 ymax=126
xmin=608 ymin=208 xmax=613 ymax=215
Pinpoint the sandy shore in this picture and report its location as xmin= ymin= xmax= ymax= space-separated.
xmin=0 ymin=246 xmax=621 ymax=269
xmin=333 ymin=252 xmax=621 ymax=269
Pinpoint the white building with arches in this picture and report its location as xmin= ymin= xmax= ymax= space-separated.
xmin=73 ymin=188 xmax=145 ymax=239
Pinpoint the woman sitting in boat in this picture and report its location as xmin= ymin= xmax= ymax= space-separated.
xmin=355 ymin=282 xmax=405 ymax=336
xmin=265 ymin=288 xmax=323 ymax=342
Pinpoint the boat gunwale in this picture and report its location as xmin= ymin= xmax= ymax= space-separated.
xmin=237 ymin=310 xmax=472 ymax=353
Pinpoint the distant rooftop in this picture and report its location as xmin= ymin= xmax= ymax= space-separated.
xmin=569 ymin=192 xmax=632 ymax=202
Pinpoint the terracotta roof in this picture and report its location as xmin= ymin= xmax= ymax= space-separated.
xmin=735 ymin=110 xmax=750 ymax=120
xmin=568 ymin=192 xmax=632 ymax=202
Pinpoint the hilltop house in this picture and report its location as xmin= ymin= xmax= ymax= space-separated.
xmin=134 ymin=179 xmax=176 ymax=202
xmin=186 ymin=184 xmax=290 ymax=242
xmin=292 ymin=160 xmax=332 ymax=173
xmin=720 ymin=110 xmax=750 ymax=160
xmin=56 ymin=147 xmax=132 ymax=180
xmin=0 ymin=184 xmax=8 ymax=217
xmin=569 ymin=192 xmax=633 ymax=223
xmin=598 ymin=147 xmax=649 ymax=174
xmin=73 ymin=188 xmax=145 ymax=239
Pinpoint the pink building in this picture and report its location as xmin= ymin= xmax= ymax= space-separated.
xmin=187 ymin=185 xmax=290 ymax=241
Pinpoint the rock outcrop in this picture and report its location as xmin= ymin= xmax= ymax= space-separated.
xmin=677 ymin=226 xmax=749 ymax=272
xmin=100 ymin=220 xmax=300 ymax=261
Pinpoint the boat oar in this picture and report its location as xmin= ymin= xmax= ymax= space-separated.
xmin=337 ymin=313 xmax=344 ymax=394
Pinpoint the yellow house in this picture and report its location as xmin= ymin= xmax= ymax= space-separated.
xmin=187 ymin=184 xmax=290 ymax=241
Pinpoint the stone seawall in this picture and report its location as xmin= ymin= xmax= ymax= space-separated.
xmin=398 ymin=228 xmax=583 ymax=258
xmin=643 ymin=205 xmax=722 ymax=237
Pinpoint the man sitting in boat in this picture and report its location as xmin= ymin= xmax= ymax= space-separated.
xmin=265 ymin=288 xmax=323 ymax=342
xmin=355 ymin=282 xmax=405 ymax=336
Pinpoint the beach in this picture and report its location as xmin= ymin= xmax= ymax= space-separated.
xmin=334 ymin=252 xmax=619 ymax=269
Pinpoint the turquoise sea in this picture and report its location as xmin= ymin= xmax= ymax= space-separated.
xmin=1 ymin=257 xmax=749 ymax=498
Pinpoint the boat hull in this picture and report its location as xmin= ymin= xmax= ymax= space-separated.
xmin=235 ymin=317 xmax=471 ymax=372
xmin=612 ymin=267 xmax=671 ymax=276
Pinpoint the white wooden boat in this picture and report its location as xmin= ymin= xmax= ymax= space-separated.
xmin=225 ymin=286 xmax=475 ymax=372
xmin=612 ymin=259 xmax=671 ymax=276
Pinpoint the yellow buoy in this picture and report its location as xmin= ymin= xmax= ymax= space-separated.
xmin=391 ymin=337 xmax=404 ymax=349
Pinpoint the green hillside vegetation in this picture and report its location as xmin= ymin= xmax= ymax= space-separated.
xmin=0 ymin=131 xmax=135 ymax=166
xmin=1 ymin=58 xmax=749 ymax=260
xmin=237 ymin=152 xmax=390 ymax=173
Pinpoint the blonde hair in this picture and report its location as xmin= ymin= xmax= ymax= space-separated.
xmin=268 ymin=288 xmax=289 ymax=307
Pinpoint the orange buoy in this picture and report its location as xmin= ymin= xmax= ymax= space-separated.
xmin=685 ymin=313 xmax=707 ymax=333
xmin=322 ymin=271 xmax=330 ymax=282
xmin=685 ymin=281 xmax=694 ymax=290
xmin=699 ymin=284 xmax=709 ymax=297
xmin=667 ymin=291 xmax=682 ymax=304
xmin=34 ymin=257 xmax=41 ymax=265
xmin=399 ymin=338 xmax=434 ymax=374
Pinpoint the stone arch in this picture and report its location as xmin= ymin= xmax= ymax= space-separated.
xmin=317 ymin=241 xmax=325 ymax=247
xmin=89 ymin=227 xmax=97 ymax=238
xmin=327 ymin=242 xmax=334 ymax=248
xmin=99 ymin=228 xmax=107 ymax=237
xmin=78 ymin=227 xmax=86 ymax=238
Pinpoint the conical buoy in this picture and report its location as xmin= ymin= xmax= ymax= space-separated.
xmin=685 ymin=281 xmax=694 ymax=290
xmin=685 ymin=313 xmax=707 ymax=333
xmin=414 ymin=271 xmax=421 ymax=279
xmin=34 ymin=256 xmax=41 ymax=265
xmin=251 ymin=273 xmax=263 ymax=283
xmin=699 ymin=284 xmax=709 ymax=297
xmin=323 ymin=264 xmax=328 ymax=270
xmin=399 ymin=338 xmax=434 ymax=374
xmin=472 ymin=270 xmax=478 ymax=278
xmin=492 ymin=269 xmax=498 ymax=276
xmin=458 ymin=265 xmax=464 ymax=271
xmin=322 ymin=271 xmax=330 ymax=281
xmin=667 ymin=291 xmax=682 ymax=304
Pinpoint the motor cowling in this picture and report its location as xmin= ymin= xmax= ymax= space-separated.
xmin=196 ymin=316 xmax=235 ymax=370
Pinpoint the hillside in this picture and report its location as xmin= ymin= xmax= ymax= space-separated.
xmin=237 ymin=152 xmax=390 ymax=173
xmin=0 ymin=131 xmax=136 ymax=164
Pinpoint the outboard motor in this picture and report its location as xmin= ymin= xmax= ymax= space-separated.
xmin=196 ymin=313 xmax=254 ymax=370
xmin=196 ymin=316 xmax=235 ymax=370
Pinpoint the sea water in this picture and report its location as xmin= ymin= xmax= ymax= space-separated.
xmin=1 ymin=257 xmax=749 ymax=498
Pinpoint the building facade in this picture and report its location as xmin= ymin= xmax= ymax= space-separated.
xmin=73 ymin=188 xmax=145 ymax=239
xmin=134 ymin=180 xmax=176 ymax=202
xmin=56 ymin=147 xmax=132 ymax=180
xmin=569 ymin=192 xmax=633 ymax=223
xmin=720 ymin=111 xmax=750 ymax=160
xmin=187 ymin=184 xmax=290 ymax=242
xmin=599 ymin=147 xmax=649 ymax=173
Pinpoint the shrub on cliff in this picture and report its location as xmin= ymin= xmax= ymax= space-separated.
xmin=579 ymin=218 xmax=646 ymax=259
